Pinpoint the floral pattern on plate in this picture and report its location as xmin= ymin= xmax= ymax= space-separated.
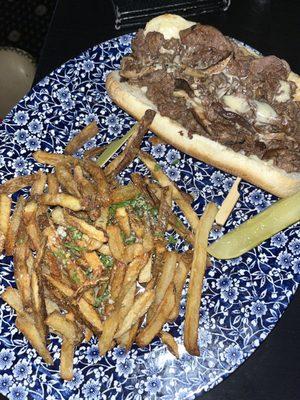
xmin=0 ymin=33 xmax=299 ymax=400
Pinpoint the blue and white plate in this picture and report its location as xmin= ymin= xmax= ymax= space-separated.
xmin=0 ymin=34 xmax=299 ymax=400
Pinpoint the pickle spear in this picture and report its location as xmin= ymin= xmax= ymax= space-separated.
xmin=208 ymin=190 xmax=300 ymax=259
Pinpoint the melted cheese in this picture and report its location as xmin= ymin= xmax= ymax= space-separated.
xmin=275 ymin=80 xmax=291 ymax=102
xmin=222 ymin=95 xmax=250 ymax=114
xmin=144 ymin=14 xmax=195 ymax=40
xmin=253 ymin=100 xmax=277 ymax=123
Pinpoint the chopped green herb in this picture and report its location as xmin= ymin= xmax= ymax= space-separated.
xmin=154 ymin=163 xmax=162 ymax=171
xmin=85 ymin=267 xmax=94 ymax=279
xmin=168 ymin=235 xmax=177 ymax=245
xmin=71 ymin=271 xmax=81 ymax=285
xmin=64 ymin=242 xmax=85 ymax=253
xmin=99 ymin=254 xmax=114 ymax=269
xmin=172 ymin=159 xmax=180 ymax=166
xmin=52 ymin=248 xmax=67 ymax=260
xmin=124 ymin=233 xmax=136 ymax=245
xmin=154 ymin=231 xmax=165 ymax=238
xmin=66 ymin=226 xmax=83 ymax=241
xmin=94 ymin=286 xmax=110 ymax=308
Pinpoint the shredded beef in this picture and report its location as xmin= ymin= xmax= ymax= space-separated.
xmin=121 ymin=24 xmax=300 ymax=173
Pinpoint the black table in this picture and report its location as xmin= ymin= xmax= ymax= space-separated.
xmin=32 ymin=1 xmax=300 ymax=399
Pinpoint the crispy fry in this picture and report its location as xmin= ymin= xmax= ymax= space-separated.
xmin=45 ymin=311 xmax=82 ymax=343
xmin=147 ymin=252 xmax=177 ymax=321
xmin=14 ymin=227 xmax=31 ymax=310
xmin=107 ymin=224 xmax=124 ymax=261
xmin=84 ymin=328 xmax=93 ymax=342
xmin=84 ymin=252 xmax=103 ymax=275
xmin=139 ymin=151 xmax=199 ymax=230
xmin=44 ymin=274 xmax=103 ymax=335
xmin=25 ymin=216 xmax=42 ymax=251
xmin=56 ymin=162 xmax=81 ymax=197
xmin=63 ymin=211 xmax=106 ymax=243
xmin=94 ymin=207 xmax=109 ymax=230
xmin=45 ymin=298 xmax=60 ymax=315
xmin=159 ymin=331 xmax=179 ymax=358
xmin=115 ymin=289 xmax=155 ymax=338
xmin=110 ymin=184 xmax=140 ymax=203
xmin=5 ymin=195 xmax=25 ymax=256
xmin=60 ymin=339 xmax=75 ymax=381
xmin=136 ymin=283 xmax=175 ymax=347
xmin=215 ymin=177 xmax=241 ymax=226
xmin=123 ymin=243 xmax=145 ymax=263
xmin=184 ymin=203 xmax=218 ymax=356
xmin=82 ymin=159 xmax=110 ymax=205
xmin=117 ymin=319 xmax=140 ymax=351
xmin=33 ymin=151 xmax=78 ymax=167
xmin=168 ymin=259 xmax=188 ymax=322
xmin=0 ymin=174 xmax=36 ymax=194
xmin=110 ymin=261 xmax=126 ymax=301
xmin=74 ymin=165 xmax=96 ymax=197
xmin=154 ymin=186 xmax=172 ymax=251
xmin=40 ymin=193 xmax=83 ymax=211
xmin=31 ymin=170 xmax=47 ymax=195
xmin=105 ymin=110 xmax=156 ymax=179
xmin=83 ymin=145 xmax=107 ymax=160
xmin=47 ymin=173 xmax=59 ymax=194
xmin=0 ymin=194 xmax=11 ymax=248
xmin=139 ymin=253 xmax=152 ymax=283
xmin=1 ymin=287 xmax=24 ymax=315
xmin=16 ymin=315 xmax=53 ymax=364
xmin=98 ymin=283 xmax=136 ymax=356
xmin=31 ymin=240 xmax=48 ymax=343
xmin=65 ymin=121 xmax=98 ymax=155
xmin=115 ymin=207 xmax=131 ymax=236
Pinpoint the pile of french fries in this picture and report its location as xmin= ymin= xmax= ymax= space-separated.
xmin=0 ymin=111 xmax=218 ymax=380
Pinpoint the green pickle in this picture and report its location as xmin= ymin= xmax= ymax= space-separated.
xmin=208 ymin=190 xmax=300 ymax=259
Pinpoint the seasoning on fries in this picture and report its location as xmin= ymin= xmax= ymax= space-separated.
xmin=1 ymin=112 xmax=221 ymax=380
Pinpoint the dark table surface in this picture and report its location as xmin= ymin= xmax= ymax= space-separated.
xmin=32 ymin=1 xmax=300 ymax=400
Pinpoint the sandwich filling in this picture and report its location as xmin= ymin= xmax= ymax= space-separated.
xmin=120 ymin=23 xmax=300 ymax=173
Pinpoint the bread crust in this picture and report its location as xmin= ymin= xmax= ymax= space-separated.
xmin=106 ymin=17 xmax=300 ymax=198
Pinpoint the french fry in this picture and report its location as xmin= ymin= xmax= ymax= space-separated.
xmin=45 ymin=298 xmax=60 ymax=315
xmin=215 ymin=177 xmax=241 ymax=226
xmin=117 ymin=319 xmax=140 ymax=351
xmin=65 ymin=121 xmax=98 ymax=155
xmin=115 ymin=207 xmax=131 ymax=236
xmin=83 ymin=145 xmax=107 ymax=160
xmin=0 ymin=194 xmax=11 ymax=252
xmin=5 ymin=195 xmax=25 ymax=256
xmin=98 ymin=283 xmax=136 ymax=356
xmin=0 ymin=174 xmax=36 ymax=194
xmin=31 ymin=170 xmax=47 ymax=195
xmin=73 ymin=165 xmax=96 ymax=197
xmin=44 ymin=274 xmax=103 ymax=335
xmin=82 ymin=159 xmax=110 ymax=205
xmin=56 ymin=162 xmax=81 ymax=198
xmin=136 ymin=283 xmax=175 ymax=347
xmin=153 ymin=252 xmax=177 ymax=307
xmin=84 ymin=252 xmax=103 ymax=275
xmin=115 ymin=289 xmax=155 ymax=338
xmin=45 ymin=311 xmax=82 ymax=343
xmin=184 ymin=203 xmax=218 ymax=356
xmin=47 ymin=173 xmax=59 ymax=194
xmin=154 ymin=186 xmax=172 ymax=250
xmin=84 ymin=328 xmax=93 ymax=342
xmin=16 ymin=315 xmax=53 ymax=364
xmin=139 ymin=253 xmax=152 ymax=283
xmin=159 ymin=331 xmax=179 ymax=358
xmin=123 ymin=243 xmax=145 ymax=263
xmin=168 ymin=259 xmax=188 ymax=322
xmin=25 ymin=217 xmax=42 ymax=251
xmin=14 ymin=227 xmax=31 ymax=310
xmin=107 ymin=224 xmax=124 ymax=261
xmin=63 ymin=211 xmax=106 ymax=243
xmin=31 ymin=241 xmax=48 ymax=344
xmin=60 ymin=339 xmax=75 ymax=381
xmin=33 ymin=151 xmax=78 ymax=167
xmin=110 ymin=261 xmax=126 ymax=300
xmin=1 ymin=287 xmax=24 ymax=315
xmin=139 ymin=151 xmax=199 ymax=230
xmin=39 ymin=193 xmax=83 ymax=211
xmin=105 ymin=110 xmax=155 ymax=179
xmin=23 ymin=201 xmax=37 ymax=224
xmin=110 ymin=184 xmax=140 ymax=203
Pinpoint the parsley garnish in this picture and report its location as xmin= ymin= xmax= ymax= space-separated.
xmin=66 ymin=226 xmax=83 ymax=241
xmin=99 ymin=254 xmax=114 ymax=269
xmin=94 ymin=286 xmax=110 ymax=308
xmin=71 ymin=271 xmax=81 ymax=285
xmin=168 ymin=235 xmax=177 ymax=245
xmin=154 ymin=163 xmax=162 ymax=171
xmin=171 ymin=159 xmax=180 ymax=166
